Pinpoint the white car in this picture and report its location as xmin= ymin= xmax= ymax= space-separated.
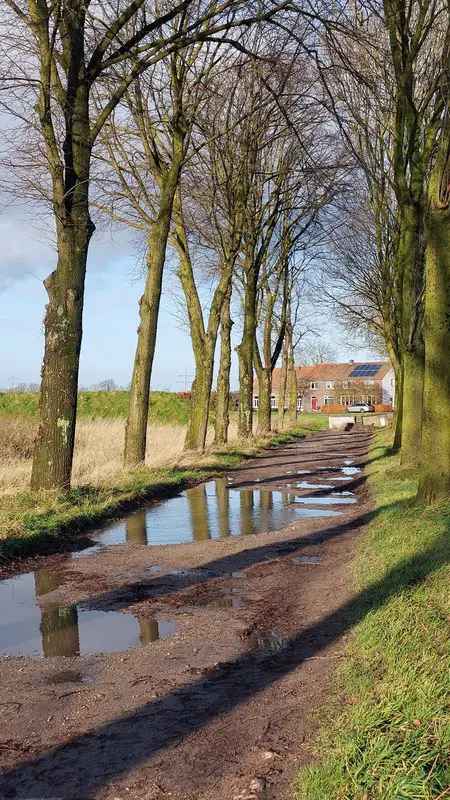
xmin=347 ymin=403 xmax=374 ymax=413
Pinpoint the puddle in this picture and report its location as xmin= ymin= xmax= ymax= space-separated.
xmin=46 ymin=669 xmax=94 ymax=685
xmin=0 ymin=569 xmax=176 ymax=658
xmin=79 ymin=479 xmax=343 ymax=552
xmin=341 ymin=466 xmax=361 ymax=475
xmin=292 ymin=495 xmax=357 ymax=505
xmin=292 ymin=507 xmax=344 ymax=516
xmin=249 ymin=630 xmax=288 ymax=655
xmin=291 ymin=556 xmax=321 ymax=565
xmin=182 ymin=589 xmax=247 ymax=610
xmin=295 ymin=482 xmax=334 ymax=490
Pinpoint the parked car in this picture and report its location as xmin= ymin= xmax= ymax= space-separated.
xmin=347 ymin=403 xmax=374 ymax=413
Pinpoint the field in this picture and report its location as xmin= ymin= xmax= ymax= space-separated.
xmin=296 ymin=430 xmax=450 ymax=799
xmin=0 ymin=392 xmax=327 ymax=494
xmin=0 ymin=390 xmax=191 ymax=423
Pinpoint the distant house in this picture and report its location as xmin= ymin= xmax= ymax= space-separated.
xmin=253 ymin=361 xmax=395 ymax=413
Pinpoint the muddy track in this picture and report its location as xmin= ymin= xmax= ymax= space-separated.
xmin=0 ymin=428 xmax=373 ymax=800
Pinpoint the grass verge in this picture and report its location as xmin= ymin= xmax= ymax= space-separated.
xmin=0 ymin=424 xmax=319 ymax=562
xmin=295 ymin=429 xmax=450 ymax=800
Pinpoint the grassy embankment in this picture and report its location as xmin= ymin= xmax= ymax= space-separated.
xmin=0 ymin=392 xmax=327 ymax=560
xmin=296 ymin=430 xmax=450 ymax=800
xmin=0 ymin=390 xmax=191 ymax=422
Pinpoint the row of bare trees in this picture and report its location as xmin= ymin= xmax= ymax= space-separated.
xmin=1 ymin=0 xmax=448 ymax=506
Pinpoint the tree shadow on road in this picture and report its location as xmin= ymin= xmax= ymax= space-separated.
xmin=1 ymin=505 xmax=448 ymax=799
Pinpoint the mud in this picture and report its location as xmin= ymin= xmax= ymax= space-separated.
xmin=0 ymin=428 xmax=373 ymax=800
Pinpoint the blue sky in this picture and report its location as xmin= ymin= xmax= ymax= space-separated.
xmin=0 ymin=211 xmax=378 ymax=392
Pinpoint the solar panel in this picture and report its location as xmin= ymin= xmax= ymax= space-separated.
xmin=350 ymin=363 xmax=383 ymax=378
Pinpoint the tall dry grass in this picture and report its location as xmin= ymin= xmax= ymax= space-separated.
xmin=0 ymin=416 xmax=240 ymax=494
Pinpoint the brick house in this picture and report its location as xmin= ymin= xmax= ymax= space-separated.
xmin=253 ymin=361 xmax=395 ymax=412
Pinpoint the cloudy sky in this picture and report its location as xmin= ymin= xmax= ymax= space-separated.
xmin=0 ymin=205 xmax=378 ymax=392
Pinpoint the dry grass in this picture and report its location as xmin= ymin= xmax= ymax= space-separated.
xmin=0 ymin=416 xmax=241 ymax=494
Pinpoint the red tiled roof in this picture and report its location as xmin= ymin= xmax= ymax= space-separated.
xmin=270 ymin=361 xmax=391 ymax=390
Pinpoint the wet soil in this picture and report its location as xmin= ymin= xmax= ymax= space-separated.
xmin=0 ymin=428 xmax=373 ymax=800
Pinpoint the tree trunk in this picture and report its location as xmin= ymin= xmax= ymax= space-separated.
xmin=31 ymin=206 xmax=93 ymax=490
xmin=256 ymin=367 xmax=271 ymax=435
xmin=286 ymin=327 xmax=297 ymax=427
xmin=214 ymin=288 xmax=233 ymax=446
xmin=396 ymin=202 xmax=425 ymax=466
xmin=173 ymin=197 xmax=233 ymax=453
xmin=124 ymin=169 xmax=181 ymax=467
xmin=392 ymin=362 xmax=403 ymax=452
xmin=400 ymin=346 xmax=424 ymax=465
xmin=417 ymin=204 xmax=450 ymax=503
xmin=278 ymin=340 xmax=288 ymax=430
xmin=185 ymin=343 xmax=215 ymax=451
xmin=237 ymin=266 xmax=257 ymax=439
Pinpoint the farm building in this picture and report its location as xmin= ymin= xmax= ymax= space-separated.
xmin=253 ymin=361 xmax=395 ymax=413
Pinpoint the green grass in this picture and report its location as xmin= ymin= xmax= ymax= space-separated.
xmin=296 ymin=430 xmax=450 ymax=800
xmin=0 ymin=391 xmax=191 ymax=424
xmin=0 ymin=425 xmax=317 ymax=561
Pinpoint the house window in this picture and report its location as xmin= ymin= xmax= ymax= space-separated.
xmin=253 ymin=396 xmax=259 ymax=409
xmin=270 ymin=395 xmax=277 ymax=410
xmin=296 ymin=394 xmax=303 ymax=411
xmin=324 ymin=396 xmax=335 ymax=405
xmin=326 ymin=382 xmax=334 ymax=389
xmin=342 ymin=381 xmax=349 ymax=388
xmin=310 ymin=382 xmax=318 ymax=389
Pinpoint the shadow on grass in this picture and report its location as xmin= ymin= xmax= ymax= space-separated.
xmin=0 ymin=504 xmax=448 ymax=798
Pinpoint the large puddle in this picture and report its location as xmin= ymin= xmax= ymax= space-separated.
xmin=0 ymin=568 xmax=175 ymax=658
xmin=0 ymin=464 xmax=361 ymax=658
xmin=79 ymin=479 xmax=345 ymax=554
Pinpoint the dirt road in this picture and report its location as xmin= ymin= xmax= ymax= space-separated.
xmin=0 ymin=428 xmax=372 ymax=800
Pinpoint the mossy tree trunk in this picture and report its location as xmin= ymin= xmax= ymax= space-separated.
xmin=417 ymin=120 xmax=450 ymax=503
xmin=397 ymin=205 xmax=425 ymax=466
xmin=124 ymin=155 xmax=184 ymax=467
xmin=214 ymin=287 xmax=233 ymax=446
xmin=31 ymin=51 xmax=93 ymax=489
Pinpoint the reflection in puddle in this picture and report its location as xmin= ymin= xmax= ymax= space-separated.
xmin=342 ymin=466 xmax=361 ymax=475
xmin=291 ymin=555 xmax=321 ymax=565
xmin=292 ymin=495 xmax=357 ymax=505
xmin=0 ymin=569 xmax=175 ymax=658
xmin=80 ymin=478 xmax=345 ymax=552
xmin=296 ymin=481 xmax=334 ymax=490
xmin=250 ymin=630 xmax=287 ymax=655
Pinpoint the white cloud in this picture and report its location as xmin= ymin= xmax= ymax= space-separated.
xmin=0 ymin=205 xmax=140 ymax=292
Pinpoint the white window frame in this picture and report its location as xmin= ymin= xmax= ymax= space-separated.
xmin=310 ymin=381 xmax=318 ymax=389
xmin=326 ymin=381 xmax=334 ymax=389
xmin=253 ymin=396 xmax=259 ymax=409
xmin=270 ymin=395 xmax=277 ymax=410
